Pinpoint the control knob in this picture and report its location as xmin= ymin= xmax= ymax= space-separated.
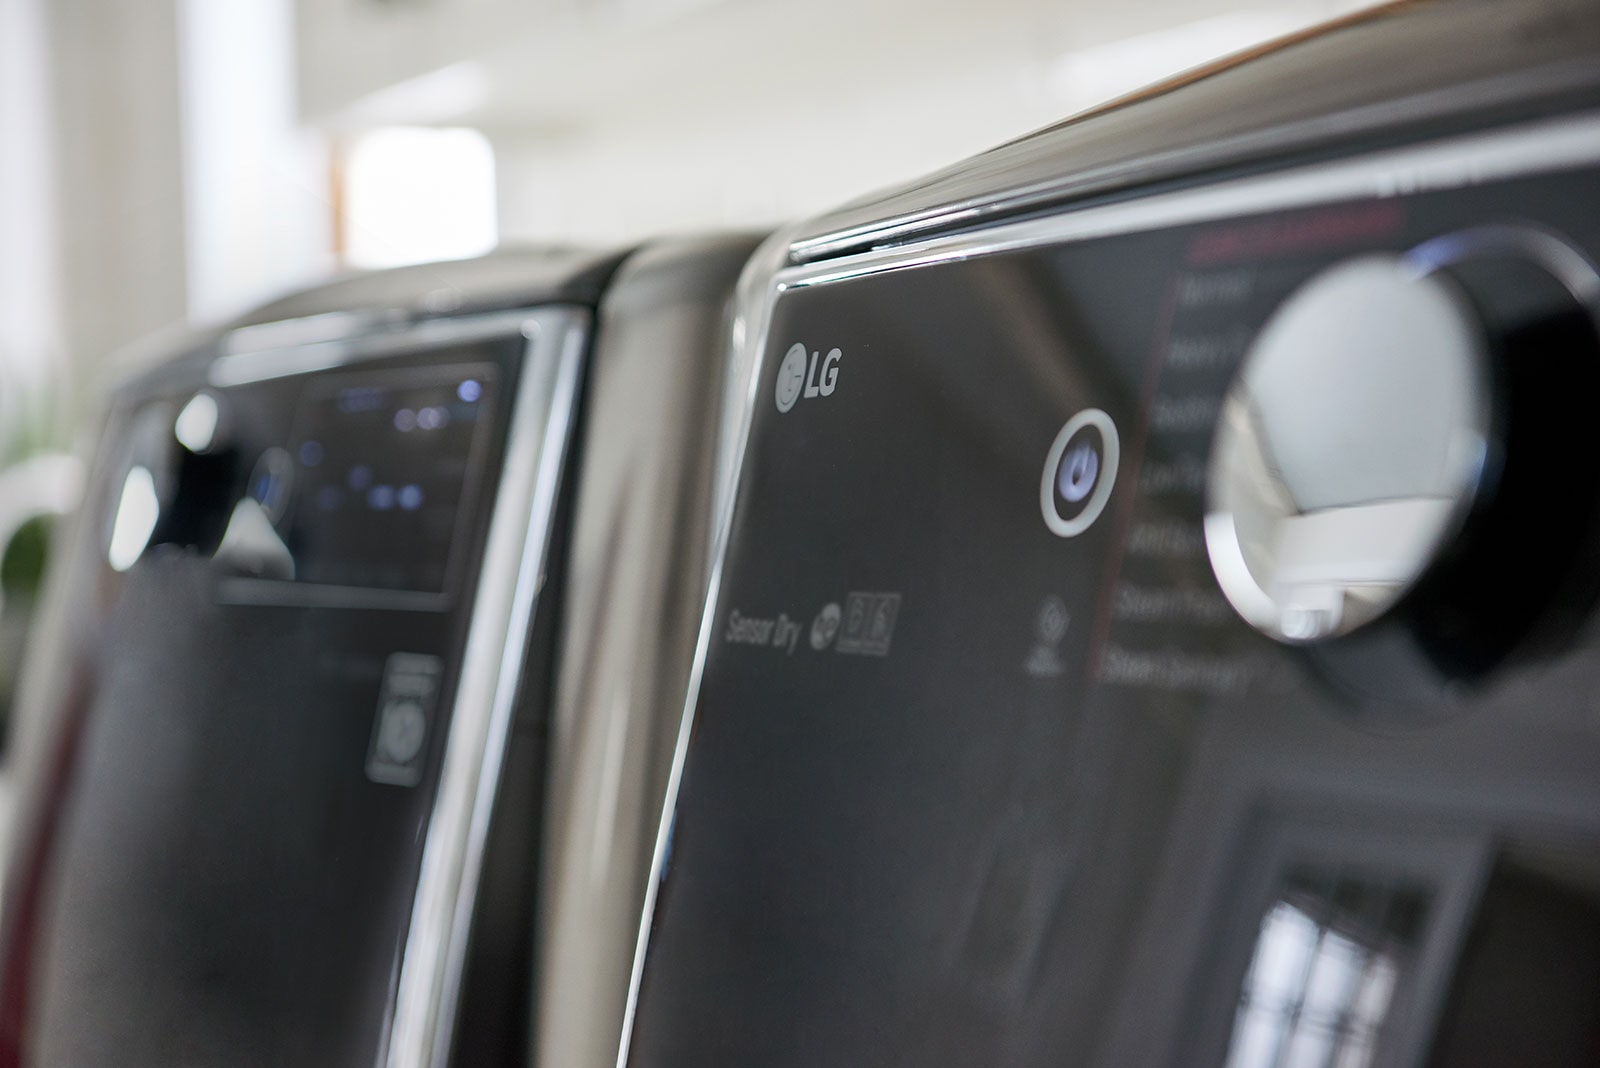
xmin=1207 ymin=226 xmax=1600 ymax=679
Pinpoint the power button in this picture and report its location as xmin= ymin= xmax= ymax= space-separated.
xmin=1040 ymin=408 xmax=1119 ymax=538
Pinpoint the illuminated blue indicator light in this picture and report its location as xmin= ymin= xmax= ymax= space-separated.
xmin=1057 ymin=441 xmax=1100 ymax=503
xmin=348 ymin=464 xmax=372 ymax=491
xmin=398 ymin=484 xmax=424 ymax=512
xmin=394 ymin=408 xmax=417 ymax=432
xmin=299 ymin=440 xmax=324 ymax=467
xmin=457 ymin=379 xmax=482 ymax=403
xmin=368 ymin=484 xmax=396 ymax=511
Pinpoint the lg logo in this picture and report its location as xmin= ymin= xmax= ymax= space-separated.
xmin=775 ymin=343 xmax=842 ymax=413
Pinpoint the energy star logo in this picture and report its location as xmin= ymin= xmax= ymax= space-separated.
xmin=775 ymin=343 xmax=841 ymax=413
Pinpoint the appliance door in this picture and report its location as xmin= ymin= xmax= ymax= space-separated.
xmin=623 ymin=114 xmax=1600 ymax=1068
xmin=0 ymin=307 xmax=588 ymax=1068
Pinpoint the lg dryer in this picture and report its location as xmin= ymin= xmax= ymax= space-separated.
xmin=622 ymin=4 xmax=1600 ymax=1066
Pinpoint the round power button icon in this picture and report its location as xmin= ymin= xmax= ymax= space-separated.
xmin=1040 ymin=408 xmax=1119 ymax=538
xmin=1058 ymin=440 xmax=1100 ymax=503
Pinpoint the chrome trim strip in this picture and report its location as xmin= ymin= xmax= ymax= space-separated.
xmin=223 ymin=309 xmax=375 ymax=355
xmin=788 ymin=61 xmax=1600 ymax=264
xmin=209 ymin=339 xmax=354 ymax=386
xmin=384 ymin=308 xmax=591 ymax=1068
xmin=1408 ymin=222 xmax=1600 ymax=308
xmin=785 ymin=110 xmax=1600 ymax=292
xmin=208 ymin=309 xmax=541 ymax=388
xmin=614 ymin=108 xmax=1600 ymax=1067
xmin=612 ymin=227 xmax=796 ymax=1068
xmin=709 ymin=232 xmax=797 ymax=561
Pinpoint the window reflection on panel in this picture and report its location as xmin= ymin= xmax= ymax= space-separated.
xmin=1225 ymin=869 xmax=1430 ymax=1068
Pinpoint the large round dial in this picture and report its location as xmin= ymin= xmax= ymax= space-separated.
xmin=1207 ymin=226 xmax=1600 ymax=668
xmin=1205 ymin=255 xmax=1492 ymax=642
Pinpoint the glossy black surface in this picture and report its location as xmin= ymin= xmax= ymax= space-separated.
xmin=629 ymin=163 xmax=1600 ymax=1067
xmin=286 ymin=365 xmax=498 ymax=593
xmin=10 ymin=336 xmax=522 ymax=1067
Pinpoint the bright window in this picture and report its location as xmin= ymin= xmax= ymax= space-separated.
xmin=341 ymin=126 xmax=497 ymax=270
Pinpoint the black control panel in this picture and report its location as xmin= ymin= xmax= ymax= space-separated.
xmin=12 ymin=333 xmax=523 ymax=1066
xmin=628 ymin=156 xmax=1600 ymax=1066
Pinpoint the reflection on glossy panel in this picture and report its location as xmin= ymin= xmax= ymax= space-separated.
xmin=1205 ymin=255 xmax=1490 ymax=644
xmin=1225 ymin=870 xmax=1427 ymax=1068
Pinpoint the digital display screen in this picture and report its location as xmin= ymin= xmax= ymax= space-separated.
xmin=285 ymin=365 xmax=497 ymax=593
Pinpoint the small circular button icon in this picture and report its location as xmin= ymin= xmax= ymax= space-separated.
xmin=1041 ymin=408 xmax=1119 ymax=538
xmin=775 ymin=344 xmax=807 ymax=413
xmin=376 ymin=699 xmax=427 ymax=765
xmin=1036 ymin=596 xmax=1069 ymax=644
xmin=811 ymin=602 xmax=841 ymax=650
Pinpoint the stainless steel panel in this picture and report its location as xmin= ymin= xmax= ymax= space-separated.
xmin=533 ymin=235 xmax=760 ymax=1068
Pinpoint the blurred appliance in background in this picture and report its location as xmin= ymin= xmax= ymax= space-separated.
xmin=0 ymin=235 xmax=760 ymax=1068
xmin=621 ymin=3 xmax=1600 ymax=1068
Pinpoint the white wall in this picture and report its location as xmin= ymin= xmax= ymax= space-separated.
xmin=294 ymin=0 xmax=563 ymax=125
xmin=0 ymin=0 xmax=61 ymax=447
xmin=47 ymin=0 xmax=190 ymax=391
xmin=32 ymin=0 xmax=332 ymax=400
xmin=28 ymin=0 xmax=1392 ymax=390
xmin=297 ymin=0 xmax=1384 ymax=248
xmin=177 ymin=0 xmax=334 ymax=324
